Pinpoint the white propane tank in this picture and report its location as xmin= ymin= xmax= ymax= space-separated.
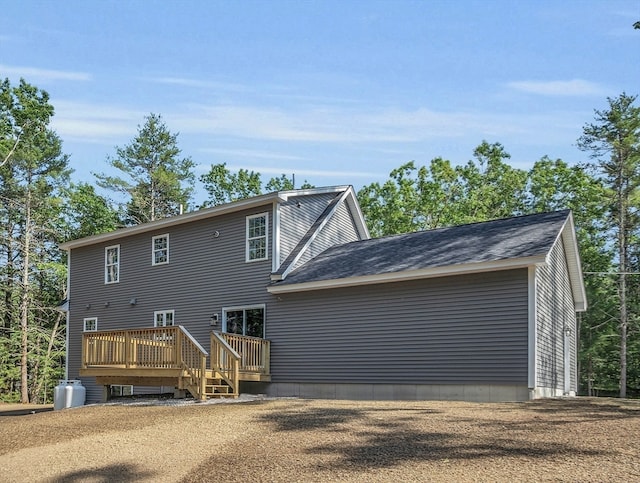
xmin=53 ymin=380 xmax=67 ymax=410
xmin=64 ymin=380 xmax=86 ymax=408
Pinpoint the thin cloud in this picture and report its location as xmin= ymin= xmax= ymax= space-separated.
xmin=0 ymin=64 xmax=92 ymax=82
xmin=49 ymin=97 xmax=582 ymax=154
xmin=144 ymin=76 xmax=248 ymax=92
xmin=506 ymin=79 xmax=607 ymax=96
xmin=198 ymin=148 xmax=306 ymax=161
xmin=50 ymin=100 xmax=144 ymax=143
xmin=171 ymin=104 xmax=531 ymax=144
xmin=196 ymin=163 xmax=381 ymax=179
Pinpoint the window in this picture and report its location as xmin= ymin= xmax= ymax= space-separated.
xmin=83 ymin=317 xmax=97 ymax=332
xmin=223 ymin=305 xmax=265 ymax=338
xmin=105 ymin=245 xmax=120 ymax=284
xmin=154 ymin=310 xmax=175 ymax=327
xmin=152 ymin=234 xmax=169 ymax=265
xmin=110 ymin=385 xmax=133 ymax=397
xmin=246 ymin=213 xmax=268 ymax=262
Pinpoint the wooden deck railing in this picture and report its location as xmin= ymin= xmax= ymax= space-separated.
xmin=219 ymin=333 xmax=271 ymax=375
xmin=81 ymin=327 xmax=270 ymax=399
xmin=82 ymin=326 xmax=209 ymax=399
xmin=179 ymin=327 xmax=209 ymax=400
xmin=210 ymin=332 xmax=241 ymax=396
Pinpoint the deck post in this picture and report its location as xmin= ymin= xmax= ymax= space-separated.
xmin=200 ymin=353 xmax=207 ymax=400
xmin=233 ymin=358 xmax=240 ymax=396
xmin=125 ymin=331 xmax=131 ymax=368
xmin=263 ymin=339 xmax=271 ymax=375
xmin=175 ymin=327 xmax=182 ymax=368
xmin=82 ymin=334 xmax=87 ymax=369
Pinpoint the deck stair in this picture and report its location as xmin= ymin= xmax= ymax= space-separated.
xmin=180 ymin=368 xmax=236 ymax=399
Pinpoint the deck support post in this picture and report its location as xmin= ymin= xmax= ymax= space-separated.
xmin=125 ymin=331 xmax=131 ymax=368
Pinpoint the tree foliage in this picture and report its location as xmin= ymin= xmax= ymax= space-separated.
xmin=0 ymin=78 xmax=70 ymax=402
xmin=577 ymin=93 xmax=640 ymax=397
xmin=199 ymin=163 xmax=313 ymax=207
xmin=200 ymin=163 xmax=262 ymax=207
xmin=358 ymin=141 xmax=527 ymax=237
xmin=95 ymin=113 xmax=195 ymax=224
xmin=62 ymin=183 xmax=121 ymax=241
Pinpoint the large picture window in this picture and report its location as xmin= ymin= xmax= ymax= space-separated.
xmin=152 ymin=234 xmax=169 ymax=265
xmin=223 ymin=305 xmax=265 ymax=338
xmin=105 ymin=245 xmax=120 ymax=284
xmin=246 ymin=213 xmax=268 ymax=262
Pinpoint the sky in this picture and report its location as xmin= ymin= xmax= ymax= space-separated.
xmin=1 ymin=0 xmax=639 ymax=204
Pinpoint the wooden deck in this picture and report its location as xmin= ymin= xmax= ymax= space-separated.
xmin=80 ymin=326 xmax=270 ymax=400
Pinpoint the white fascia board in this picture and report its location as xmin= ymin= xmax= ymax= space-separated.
xmin=276 ymin=185 xmax=369 ymax=239
xmin=278 ymin=189 xmax=353 ymax=280
xmin=60 ymin=192 xmax=285 ymax=250
xmin=272 ymin=201 xmax=281 ymax=273
xmin=548 ymin=212 xmax=587 ymax=312
xmin=343 ymin=186 xmax=370 ymax=240
xmin=276 ymin=185 xmax=351 ymax=201
xmin=562 ymin=214 xmax=587 ymax=311
xmin=267 ymin=255 xmax=547 ymax=294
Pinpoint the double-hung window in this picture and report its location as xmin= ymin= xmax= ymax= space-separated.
xmin=105 ymin=245 xmax=120 ymax=284
xmin=246 ymin=213 xmax=268 ymax=262
xmin=152 ymin=234 xmax=169 ymax=265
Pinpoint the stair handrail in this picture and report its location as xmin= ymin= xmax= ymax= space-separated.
xmin=211 ymin=331 xmax=240 ymax=396
xmin=179 ymin=325 xmax=209 ymax=400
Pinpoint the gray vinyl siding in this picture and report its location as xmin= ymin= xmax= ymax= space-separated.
xmin=536 ymin=238 xmax=577 ymax=392
xmin=291 ymin=201 xmax=361 ymax=272
xmin=67 ymin=205 xmax=276 ymax=403
xmin=278 ymin=193 xmax=339 ymax=264
xmin=267 ymin=269 xmax=529 ymax=385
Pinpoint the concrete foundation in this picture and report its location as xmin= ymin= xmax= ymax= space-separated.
xmin=244 ymin=382 xmax=532 ymax=402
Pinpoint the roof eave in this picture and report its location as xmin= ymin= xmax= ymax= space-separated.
xmin=559 ymin=212 xmax=588 ymax=312
xmin=60 ymin=193 xmax=284 ymax=250
xmin=267 ymin=255 xmax=546 ymax=294
xmin=59 ymin=186 xmax=356 ymax=251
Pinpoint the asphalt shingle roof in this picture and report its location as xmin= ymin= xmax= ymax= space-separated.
xmin=274 ymin=210 xmax=570 ymax=286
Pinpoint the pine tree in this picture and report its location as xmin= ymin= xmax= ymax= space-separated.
xmin=95 ymin=113 xmax=195 ymax=224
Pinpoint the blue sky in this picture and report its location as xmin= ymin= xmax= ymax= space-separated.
xmin=1 ymin=1 xmax=638 ymax=203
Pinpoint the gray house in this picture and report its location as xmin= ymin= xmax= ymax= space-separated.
xmin=60 ymin=185 xmax=586 ymax=403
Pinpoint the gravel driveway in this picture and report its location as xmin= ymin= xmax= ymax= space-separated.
xmin=1 ymin=396 xmax=639 ymax=482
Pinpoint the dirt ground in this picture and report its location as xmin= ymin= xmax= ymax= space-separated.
xmin=0 ymin=396 xmax=639 ymax=482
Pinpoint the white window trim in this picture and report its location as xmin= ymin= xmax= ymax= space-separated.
xmin=153 ymin=310 xmax=175 ymax=327
xmin=83 ymin=317 xmax=98 ymax=332
xmin=152 ymin=234 xmax=170 ymax=266
xmin=246 ymin=212 xmax=269 ymax=262
xmin=222 ymin=304 xmax=266 ymax=338
xmin=105 ymin=244 xmax=120 ymax=284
